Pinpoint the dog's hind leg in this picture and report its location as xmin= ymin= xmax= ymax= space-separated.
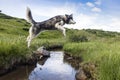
xmin=27 ymin=33 xmax=37 ymax=48
xmin=27 ymin=26 xmax=37 ymax=48
xmin=27 ymin=26 xmax=42 ymax=47
xmin=27 ymin=38 xmax=31 ymax=48
xmin=26 ymin=35 xmax=30 ymax=42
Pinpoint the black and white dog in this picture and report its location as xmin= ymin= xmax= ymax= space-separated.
xmin=26 ymin=7 xmax=76 ymax=47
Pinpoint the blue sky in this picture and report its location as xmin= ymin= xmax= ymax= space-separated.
xmin=0 ymin=0 xmax=120 ymax=32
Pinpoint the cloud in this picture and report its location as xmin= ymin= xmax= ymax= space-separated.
xmin=86 ymin=2 xmax=95 ymax=7
xmin=85 ymin=1 xmax=102 ymax=13
xmin=109 ymin=18 xmax=120 ymax=29
xmin=95 ymin=0 xmax=101 ymax=5
xmin=0 ymin=0 xmax=26 ymax=18
xmin=79 ymin=16 xmax=120 ymax=32
xmin=91 ymin=7 xmax=101 ymax=12
xmin=30 ymin=3 xmax=77 ymax=21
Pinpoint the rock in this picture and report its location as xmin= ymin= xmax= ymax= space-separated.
xmin=79 ymin=63 xmax=96 ymax=80
xmin=37 ymin=46 xmax=50 ymax=57
xmin=75 ymin=68 xmax=87 ymax=80
xmin=67 ymin=57 xmax=73 ymax=60
xmin=33 ymin=46 xmax=50 ymax=59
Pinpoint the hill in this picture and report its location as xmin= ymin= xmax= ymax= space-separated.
xmin=0 ymin=13 xmax=120 ymax=79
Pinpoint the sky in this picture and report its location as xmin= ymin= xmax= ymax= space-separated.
xmin=0 ymin=0 xmax=120 ymax=32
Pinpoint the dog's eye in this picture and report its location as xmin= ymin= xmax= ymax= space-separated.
xmin=69 ymin=17 xmax=73 ymax=20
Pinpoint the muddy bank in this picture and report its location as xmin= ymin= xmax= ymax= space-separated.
xmin=0 ymin=54 xmax=37 ymax=76
xmin=64 ymin=52 xmax=97 ymax=80
xmin=0 ymin=46 xmax=51 ymax=76
xmin=75 ymin=63 xmax=97 ymax=80
xmin=0 ymin=44 xmax=63 ymax=76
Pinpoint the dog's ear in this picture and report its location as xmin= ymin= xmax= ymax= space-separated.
xmin=65 ymin=14 xmax=69 ymax=18
xmin=70 ymin=14 xmax=73 ymax=17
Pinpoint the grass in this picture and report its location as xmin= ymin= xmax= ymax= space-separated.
xmin=1 ymin=12 xmax=120 ymax=79
xmin=0 ymin=36 xmax=29 ymax=66
xmin=98 ymin=42 xmax=120 ymax=80
xmin=63 ymin=41 xmax=120 ymax=80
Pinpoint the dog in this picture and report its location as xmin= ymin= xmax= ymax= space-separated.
xmin=26 ymin=7 xmax=76 ymax=47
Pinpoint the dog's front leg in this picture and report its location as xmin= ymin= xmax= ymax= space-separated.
xmin=61 ymin=27 xmax=66 ymax=37
xmin=55 ymin=22 xmax=66 ymax=37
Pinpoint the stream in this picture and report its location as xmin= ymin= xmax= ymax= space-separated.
xmin=0 ymin=51 xmax=79 ymax=80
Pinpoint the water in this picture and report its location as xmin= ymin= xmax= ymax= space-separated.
xmin=0 ymin=51 xmax=77 ymax=80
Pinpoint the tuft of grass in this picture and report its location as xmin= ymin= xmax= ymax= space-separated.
xmin=99 ymin=54 xmax=120 ymax=80
xmin=0 ymin=36 xmax=29 ymax=67
xmin=98 ymin=42 xmax=120 ymax=80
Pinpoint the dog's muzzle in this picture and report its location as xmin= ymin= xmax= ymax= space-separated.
xmin=72 ymin=21 xmax=76 ymax=24
xmin=69 ymin=19 xmax=76 ymax=24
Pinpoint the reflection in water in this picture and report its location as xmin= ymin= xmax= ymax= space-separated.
xmin=29 ymin=51 xmax=76 ymax=80
xmin=0 ymin=51 xmax=77 ymax=80
xmin=0 ymin=65 xmax=34 ymax=80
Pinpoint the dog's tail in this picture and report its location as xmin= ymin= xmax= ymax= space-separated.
xmin=26 ymin=7 xmax=36 ymax=25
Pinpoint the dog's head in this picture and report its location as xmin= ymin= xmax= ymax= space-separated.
xmin=65 ymin=14 xmax=76 ymax=24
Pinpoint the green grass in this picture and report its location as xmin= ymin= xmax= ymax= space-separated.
xmin=63 ymin=41 xmax=120 ymax=80
xmin=1 ymin=12 xmax=120 ymax=79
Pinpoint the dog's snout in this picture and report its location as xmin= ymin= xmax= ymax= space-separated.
xmin=69 ymin=19 xmax=76 ymax=24
xmin=73 ymin=21 xmax=76 ymax=24
xmin=72 ymin=20 xmax=76 ymax=24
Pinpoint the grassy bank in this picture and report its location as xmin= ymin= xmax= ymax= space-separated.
xmin=64 ymin=28 xmax=120 ymax=80
xmin=1 ymin=12 xmax=120 ymax=79
xmin=63 ymin=41 xmax=120 ymax=80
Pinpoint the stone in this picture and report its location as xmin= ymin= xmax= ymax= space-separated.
xmin=33 ymin=46 xmax=50 ymax=59
xmin=75 ymin=68 xmax=87 ymax=80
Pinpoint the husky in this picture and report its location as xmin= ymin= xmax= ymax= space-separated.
xmin=26 ymin=7 xmax=76 ymax=47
